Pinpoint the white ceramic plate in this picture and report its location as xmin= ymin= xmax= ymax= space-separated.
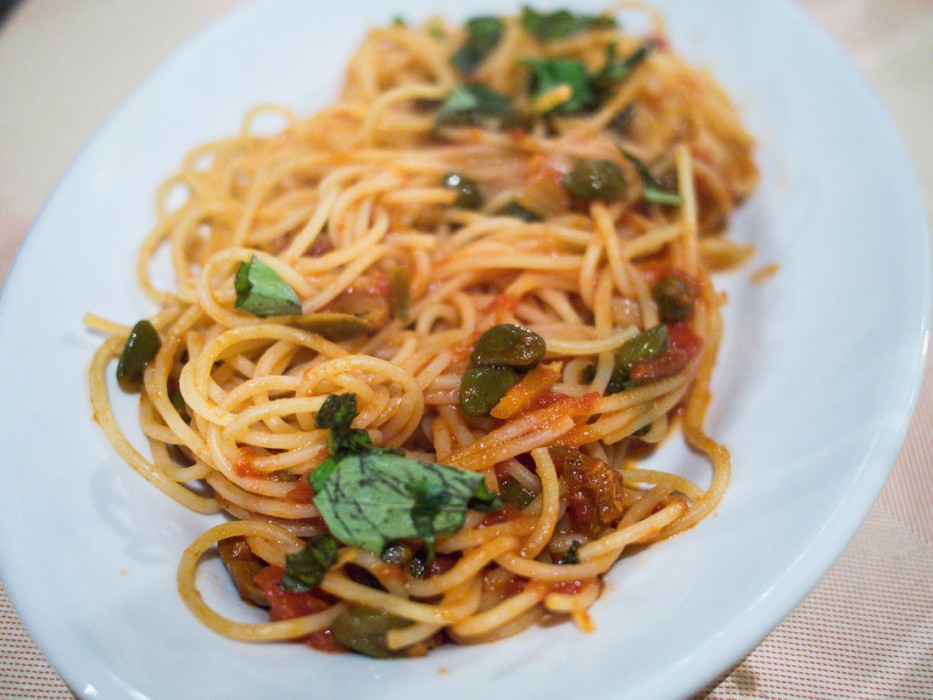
xmin=0 ymin=1 xmax=929 ymax=698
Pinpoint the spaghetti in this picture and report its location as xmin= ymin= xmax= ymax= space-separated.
xmin=86 ymin=4 xmax=757 ymax=657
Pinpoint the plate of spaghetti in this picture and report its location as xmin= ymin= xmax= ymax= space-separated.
xmin=0 ymin=1 xmax=928 ymax=699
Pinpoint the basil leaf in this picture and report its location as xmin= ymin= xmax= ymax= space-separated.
xmin=281 ymin=533 xmax=339 ymax=591
xmin=622 ymin=151 xmax=684 ymax=206
xmin=451 ymin=16 xmax=504 ymax=73
xmin=523 ymin=58 xmax=594 ymax=114
xmin=593 ymin=42 xmax=652 ymax=85
xmin=313 ymin=452 xmax=502 ymax=555
xmin=520 ymin=6 xmax=616 ymax=41
xmin=436 ymin=83 xmax=512 ymax=125
xmin=233 ymin=256 xmax=302 ymax=317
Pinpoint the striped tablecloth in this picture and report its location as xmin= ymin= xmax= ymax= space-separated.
xmin=1 ymin=1 xmax=931 ymax=697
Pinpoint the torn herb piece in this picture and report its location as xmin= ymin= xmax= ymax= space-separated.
xmin=450 ymin=16 xmax=503 ymax=73
xmin=281 ymin=533 xmax=339 ymax=591
xmin=520 ymin=6 xmax=616 ymax=41
xmin=558 ymin=540 xmax=582 ymax=565
xmin=591 ymin=42 xmax=652 ymax=94
xmin=313 ymin=451 xmax=503 ymax=555
xmin=622 ymin=151 xmax=684 ymax=206
xmin=116 ymin=319 xmax=161 ymax=393
xmin=523 ymin=58 xmax=594 ymax=115
xmin=435 ymin=84 xmax=511 ymax=126
xmin=233 ymin=256 xmax=302 ymax=317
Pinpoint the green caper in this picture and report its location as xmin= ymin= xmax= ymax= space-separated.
xmin=459 ymin=364 xmax=520 ymax=416
xmin=562 ymin=159 xmax=626 ymax=202
xmin=615 ymin=324 xmax=668 ymax=377
xmin=470 ymin=323 xmax=545 ymax=368
xmin=330 ymin=606 xmax=411 ymax=658
xmin=116 ymin=319 xmax=162 ymax=393
xmin=441 ymin=172 xmax=482 ymax=209
xmin=652 ymin=277 xmax=695 ymax=323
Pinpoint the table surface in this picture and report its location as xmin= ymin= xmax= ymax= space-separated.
xmin=1 ymin=1 xmax=931 ymax=698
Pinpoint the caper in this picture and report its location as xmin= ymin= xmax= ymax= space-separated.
xmin=652 ymin=277 xmax=695 ymax=323
xmin=116 ymin=319 xmax=161 ymax=393
xmin=459 ymin=364 xmax=520 ymax=416
xmin=330 ymin=606 xmax=411 ymax=658
xmin=562 ymin=159 xmax=626 ymax=202
xmin=615 ymin=324 xmax=668 ymax=377
xmin=441 ymin=172 xmax=482 ymax=209
xmin=470 ymin=323 xmax=545 ymax=368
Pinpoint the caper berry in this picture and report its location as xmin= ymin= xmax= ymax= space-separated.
xmin=652 ymin=277 xmax=695 ymax=323
xmin=459 ymin=364 xmax=520 ymax=416
xmin=470 ymin=323 xmax=546 ymax=368
xmin=562 ymin=159 xmax=626 ymax=202
xmin=442 ymin=172 xmax=482 ymax=209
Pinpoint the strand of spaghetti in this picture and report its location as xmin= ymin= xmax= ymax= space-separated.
xmin=578 ymin=498 xmax=687 ymax=561
xmin=89 ymin=337 xmax=219 ymax=513
xmin=449 ymin=587 xmax=548 ymax=638
xmin=435 ymin=518 xmax=536 ymax=554
xmin=177 ymin=520 xmax=346 ymax=641
xmin=520 ymin=448 xmax=561 ymax=558
xmin=446 ymin=394 xmax=596 ymax=469
xmin=495 ymin=549 xmax=619 ymax=581
xmin=386 ymin=578 xmax=483 ymax=651
xmin=543 ymin=326 xmax=638 ymax=356
xmin=405 ymin=535 xmax=520 ymax=597
xmin=319 ymin=570 xmax=475 ymax=625
xmin=543 ymin=579 xmax=603 ymax=614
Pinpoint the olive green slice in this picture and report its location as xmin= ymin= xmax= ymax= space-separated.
xmin=459 ymin=364 xmax=520 ymax=416
xmin=293 ymin=312 xmax=371 ymax=341
xmin=116 ymin=319 xmax=161 ymax=393
xmin=470 ymin=323 xmax=546 ymax=368
xmin=330 ymin=606 xmax=412 ymax=658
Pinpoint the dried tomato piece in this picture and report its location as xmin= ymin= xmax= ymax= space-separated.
xmin=253 ymin=565 xmax=346 ymax=653
xmin=550 ymin=446 xmax=626 ymax=538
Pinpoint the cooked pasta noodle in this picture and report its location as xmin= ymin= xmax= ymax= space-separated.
xmin=86 ymin=4 xmax=757 ymax=657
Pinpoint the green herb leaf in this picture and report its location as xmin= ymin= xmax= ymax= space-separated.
xmin=520 ymin=6 xmax=616 ymax=41
xmin=233 ymin=256 xmax=302 ymax=317
xmin=313 ymin=452 xmax=502 ymax=555
xmin=621 ymin=150 xmax=684 ymax=206
xmin=281 ymin=533 xmax=339 ymax=591
xmin=116 ymin=320 xmax=162 ymax=393
xmin=451 ymin=16 xmax=504 ymax=73
xmin=522 ymin=58 xmax=594 ymax=114
xmin=436 ymin=84 xmax=511 ymax=126
xmin=593 ymin=42 xmax=652 ymax=85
